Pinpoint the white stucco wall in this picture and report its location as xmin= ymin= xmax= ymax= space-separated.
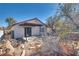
xmin=13 ymin=25 xmax=24 ymax=38
xmin=13 ymin=25 xmax=46 ymax=38
xmin=32 ymin=26 xmax=46 ymax=36
xmin=32 ymin=26 xmax=40 ymax=36
xmin=0 ymin=30 xmax=3 ymax=39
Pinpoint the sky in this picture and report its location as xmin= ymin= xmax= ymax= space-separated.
xmin=0 ymin=3 xmax=58 ymax=27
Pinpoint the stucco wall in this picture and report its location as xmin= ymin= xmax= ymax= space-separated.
xmin=32 ymin=26 xmax=40 ymax=36
xmin=13 ymin=25 xmax=24 ymax=38
xmin=13 ymin=25 xmax=46 ymax=38
xmin=32 ymin=26 xmax=46 ymax=36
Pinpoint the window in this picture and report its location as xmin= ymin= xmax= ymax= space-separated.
xmin=40 ymin=27 xmax=44 ymax=32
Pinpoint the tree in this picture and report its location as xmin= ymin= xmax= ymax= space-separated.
xmin=55 ymin=3 xmax=79 ymax=39
xmin=58 ymin=3 xmax=79 ymax=29
xmin=54 ymin=19 xmax=72 ymax=39
xmin=46 ymin=16 xmax=58 ymax=35
xmin=6 ymin=16 xmax=16 ymax=26
xmin=46 ymin=15 xmax=72 ymax=39
xmin=46 ymin=3 xmax=79 ymax=39
xmin=5 ymin=17 xmax=16 ymax=39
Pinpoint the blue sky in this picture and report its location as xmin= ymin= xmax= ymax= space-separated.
xmin=0 ymin=3 xmax=58 ymax=27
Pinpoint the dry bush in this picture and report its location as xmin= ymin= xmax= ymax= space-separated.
xmin=0 ymin=40 xmax=15 ymax=56
xmin=0 ymin=36 xmax=59 ymax=56
xmin=62 ymin=40 xmax=79 ymax=56
xmin=24 ymin=38 xmax=43 ymax=56
xmin=4 ymin=40 xmax=15 ymax=55
xmin=13 ymin=43 xmax=25 ymax=56
xmin=58 ymin=41 xmax=75 ymax=56
xmin=8 ymin=39 xmax=18 ymax=47
xmin=0 ymin=39 xmax=25 ymax=56
xmin=70 ymin=41 xmax=79 ymax=56
xmin=0 ymin=38 xmax=76 ymax=56
xmin=40 ymin=36 xmax=60 ymax=56
xmin=71 ymin=41 xmax=79 ymax=50
xmin=23 ymin=36 xmax=60 ymax=56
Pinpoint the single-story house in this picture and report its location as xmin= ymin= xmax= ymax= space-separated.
xmin=10 ymin=18 xmax=46 ymax=39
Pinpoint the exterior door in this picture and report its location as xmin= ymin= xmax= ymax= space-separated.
xmin=11 ymin=30 xmax=14 ymax=39
xmin=24 ymin=27 xmax=31 ymax=37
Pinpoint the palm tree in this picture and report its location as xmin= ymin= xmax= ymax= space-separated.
xmin=6 ymin=16 xmax=16 ymax=26
xmin=5 ymin=17 xmax=16 ymax=39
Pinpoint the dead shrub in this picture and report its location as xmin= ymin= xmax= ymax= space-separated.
xmin=24 ymin=39 xmax=43 ymax=56
xmin=58 ymin=41 xmax=75 ymax=56
xmin=0 ymin=40 xmax=15 ymax=56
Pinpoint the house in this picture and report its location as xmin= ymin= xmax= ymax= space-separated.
xmin=10 ymin=18 xmax=46 ymax=39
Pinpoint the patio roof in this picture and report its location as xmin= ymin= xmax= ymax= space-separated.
xmin=19 ymin=23 xmax=43 ymax=26
xmin=17 ymin=18 xmax=45 ymax=26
